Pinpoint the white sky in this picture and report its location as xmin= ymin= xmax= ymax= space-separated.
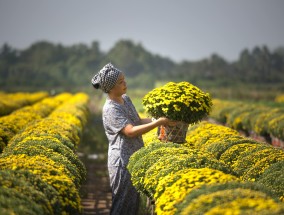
xmin=0 ymin=0 xmax=284 ymax=62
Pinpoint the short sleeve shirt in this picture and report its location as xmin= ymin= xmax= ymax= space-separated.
xmin=102 ymin=94 xmax=144 ymax=167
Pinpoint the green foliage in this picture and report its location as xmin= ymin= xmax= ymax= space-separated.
xmin=0 ymin=170 xmax=54 ymax=215
xmin=1 ymin=41 xmax=284 ymax=94
xmin=127 ymin=143 xmax=187 ymax=196
xmin=257 ymin=161 xmax=284 ymax=201
xmin=127 ymin=142 xmax=182 ymax=172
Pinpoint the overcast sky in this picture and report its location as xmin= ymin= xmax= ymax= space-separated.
xmin=1 ymin=0 xmax=284 ymax=62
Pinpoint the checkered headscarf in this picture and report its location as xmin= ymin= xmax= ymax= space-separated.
xmin=91 ymin=63 xmax=122 ymax=93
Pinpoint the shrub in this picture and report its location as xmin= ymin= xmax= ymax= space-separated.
xmin=5 ymin=136 xmax=86 ymax=183
xmin=202 ymin=137 xmax=259 ymax=160
xmin=154 ymin=168 xmax=238 ymax=215
xmin=0 ymin=154 xmax=81 ymax=214
xmin=1 ymin=145 xmax=83 ymax=187
xmin=128 ymin=144 xmax=192 ymax=196
xmin=242 ymin=150 xmax=284 ymax=181
xmin=176 ymin=182 xmax=284 ymax=215
xmin=231 ymin=144 xmax=283 ymax=177
xmin=220 ymin=143 xmax=263 ymax=167
xmin=0 ymin=170 xmax=53 ymax=215
xmin=127 ymin=142 xmax=182 ymax=172
xmin=143 ymin=150 xmax=233 ymax=198
xmin=257 ymin=161 xmax=284 ymax=202
xmin=185 ymin=121 xmax=240 ymax=149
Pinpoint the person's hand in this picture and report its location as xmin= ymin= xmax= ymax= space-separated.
xmin=156 ymin=117 xmax=177 ymax=126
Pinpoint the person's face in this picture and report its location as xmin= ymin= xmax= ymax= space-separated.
xmin=110 ymin=73 xmax=127 ymax=95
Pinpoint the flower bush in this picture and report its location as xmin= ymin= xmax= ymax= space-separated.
xmin=1 ymin=144 xmax=83 ymax=187
xmin=6 ymin=136 xmax=86 ymax=180
xmin=202 ymin=138 xmax=259 ymax=160
xmin=0 ymin=187 xmax=46 ymax=215
xmin=185 ymin=121 xmax=240 ymax=149
xmin=0 ymin=169 xmax=53 ymax=215
xmin=257 ymin=161 xmax=284 ymax=202
xmin=269 ymin=114 xmax=284 ymax=140
xmin=143 ymin=151 xmax=233 ymax=198
xmin=142 ymin=82 xmax=212 ymax=124
xmin=0 ymin=92 xmax=89 ymax=214
xmin=0 ymin=154 xmax=81 ymax=214
xmin=220 ymin=143 xmax=261 ymax=167
xmin=231 ymin=144 xmax=283 ymax=178
xmin=154 ymin=168 xmax=238 ymax=215
xmin=128 ymin=143 xmax=190 ymax=196
xmin=211 ymin=99 xmax=284 ymax=142
xmin=242 ymin=150 xmax=284 ymax=181
xmin=275 ymin=94 xmax=284 ymax=103
xmin=127 ymin=142 xmax=182 ymax=172
xmin=0 ymin=93 xmax=72 ymax=151
xmin=0 ymin=91 xmax=49 ymax=116
xmin=128 ymin=118 xmax=284 ymax=213
xmin=176 ymin=182 xmax=284 ymax=215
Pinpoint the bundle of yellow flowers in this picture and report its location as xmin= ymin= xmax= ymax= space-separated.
xmin=142 ymin=82 xmax=212 ymax=143
xmin=142 ymin=82 xmax=212 ymax=124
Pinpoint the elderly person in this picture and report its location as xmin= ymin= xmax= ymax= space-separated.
xmin=91 ymin=63 xmax=174 ymax=215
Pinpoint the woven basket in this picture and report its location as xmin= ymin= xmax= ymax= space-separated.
xmin=158 ymin=121 xmax=189 ymax=143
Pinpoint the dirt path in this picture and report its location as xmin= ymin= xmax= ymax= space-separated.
xmin=80 ymin=158 xmax=112 ymax=215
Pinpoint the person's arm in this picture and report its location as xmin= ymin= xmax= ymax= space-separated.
xmin=121 ymin=117 xmax=174 ymax=138
xmin=140 ymin=118 xmax=152 ymax=125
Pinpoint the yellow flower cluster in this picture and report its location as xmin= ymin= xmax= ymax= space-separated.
xmin=0 ymin=91 xmax=48 ymax=116
xmin=128 ymin=120 xmax=284 ymax=214
xmin=275 ymin=94 xmax=284 ymax=103
xmin=178 ymin=182 xmax=284 ymax=215
xmin=210 ymin=98 xmax=284 ymax=141
xmin=142 ymin=82 xmax=212 ymax=124
xmin=232 ymin=145 xmax=284 ymax=181
xmin=186 ymin=121 xmax=284 ymax=202
xmin=0 ymin=92 xmax=89 ymax=214
xmin=0 ymin=93 xmax=72 ymax=152
xmin=155 ymin=168 xmax=238 ymax=215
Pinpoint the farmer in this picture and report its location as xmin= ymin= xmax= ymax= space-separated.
xmin=91 ymin=63 xmax=175 ymax=214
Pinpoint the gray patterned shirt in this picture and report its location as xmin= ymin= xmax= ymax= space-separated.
xmin=102 ymin=94 xmax=144 ymax=168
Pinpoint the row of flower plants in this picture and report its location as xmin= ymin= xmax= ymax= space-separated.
xmin=275 ymin=94 xmax=284 ymax=103
xmin=0 ymin=93 xmax=74 ymax=152
xmin=0 ymin=91 xmax=49 ymax=116
xmin=210 ymin=99 xmax=284 ymax=147
xmin=0 ymin=92 xmax=89 ymax=215
xmin=128 ymin=120 xmax=284 ymax=215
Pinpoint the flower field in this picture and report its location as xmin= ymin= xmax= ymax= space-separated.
xmin=0 ymin=92 xmax=89 ymax=214
xmin=128 ymin=120 xmax=284 ymax=214
xmin=210 ymin=99 xmax=284 ymax=147
xmin=0 ymin=91 xmax=49 ymax=116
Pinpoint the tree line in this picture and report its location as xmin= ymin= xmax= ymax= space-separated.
xmin=1 ymin=39 xmax=284 ymax=92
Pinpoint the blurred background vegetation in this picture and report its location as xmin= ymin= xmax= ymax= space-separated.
xmin=1 ymin=39 xmax=284 ymax=102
